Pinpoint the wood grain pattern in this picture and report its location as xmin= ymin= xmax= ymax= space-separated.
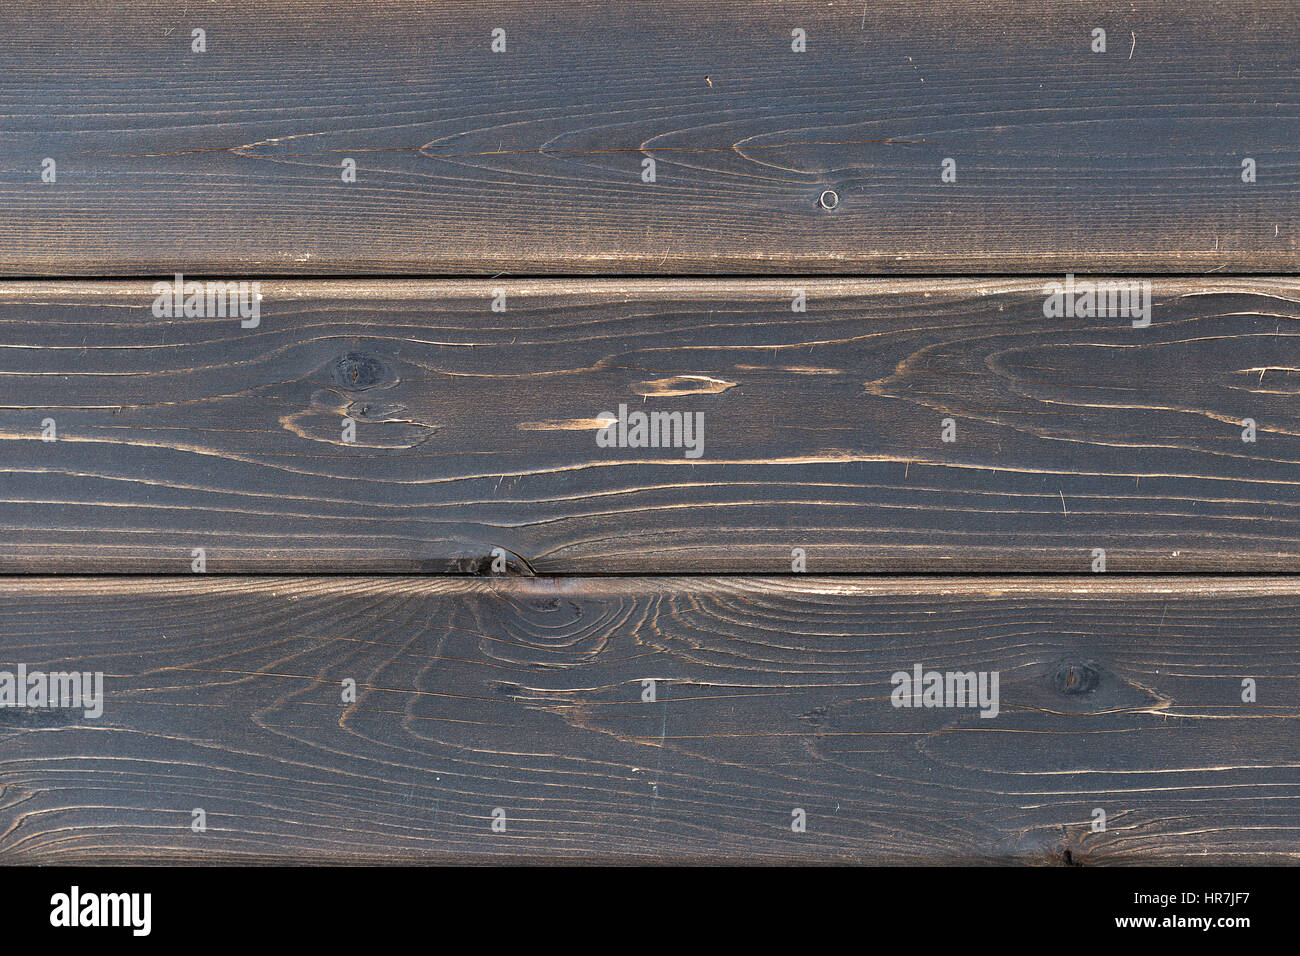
xmin=3 ymin=278 xmax=1300 ymax=573
xmin=0 ymin=1 xmax=1295 ymax=274
xmin=0 ymin=576 xmax=1294 ymax=864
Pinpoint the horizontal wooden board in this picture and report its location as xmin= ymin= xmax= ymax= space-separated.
xmin=0 ymin=575 xmax=1294 ymax=864
xmin=4 ymin=278 xmax=1300 ymax=573
xmin=0 ymin=1 xmax=1296 ymax=274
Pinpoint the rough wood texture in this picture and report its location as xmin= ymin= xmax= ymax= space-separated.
xmin=3 ymin=278 xmax=1300 ymax=573
xmin=0 ymin=1 xmax=1294 ymax=275
xmin=0 ymin=576 xmax=1293 ymax=864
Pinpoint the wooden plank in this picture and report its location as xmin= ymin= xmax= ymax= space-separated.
xmin=4 ymin=278 xmax=1300 ymax=573
xmin=0 ymin=575 xmax=1294 ymax=864
xmin=0 ymin=1 xmax=1295 ymax=275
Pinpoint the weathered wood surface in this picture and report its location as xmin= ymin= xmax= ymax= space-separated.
xmin=0 ymin=576 xmax=1293 ymax=864
xmin=0 ymin=1 xmax=1295 ymax=275
xmin=3 ymin=278 xmax=1300 ymax=573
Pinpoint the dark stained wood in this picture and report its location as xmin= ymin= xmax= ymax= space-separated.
xmin=0 ymin=576 xmax=1294 ymax=864
xmin=0 ymin=1 xmax=1295 ymax=275
xmin=3 ymin=278 xmax=1300 ymax=573
xmin=4 ymin=0 xmax=1293 ymax=879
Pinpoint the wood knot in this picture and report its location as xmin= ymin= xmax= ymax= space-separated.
xmin=1055 ymin=845 xmax=1086 ymax=866
xmin=467 ymin=547 xmax=537 ymax=576
xmin=333 ymin=352 xmax=388 ymax=390
xmin=1052 ymin=660 xmax=1102 ymax=696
